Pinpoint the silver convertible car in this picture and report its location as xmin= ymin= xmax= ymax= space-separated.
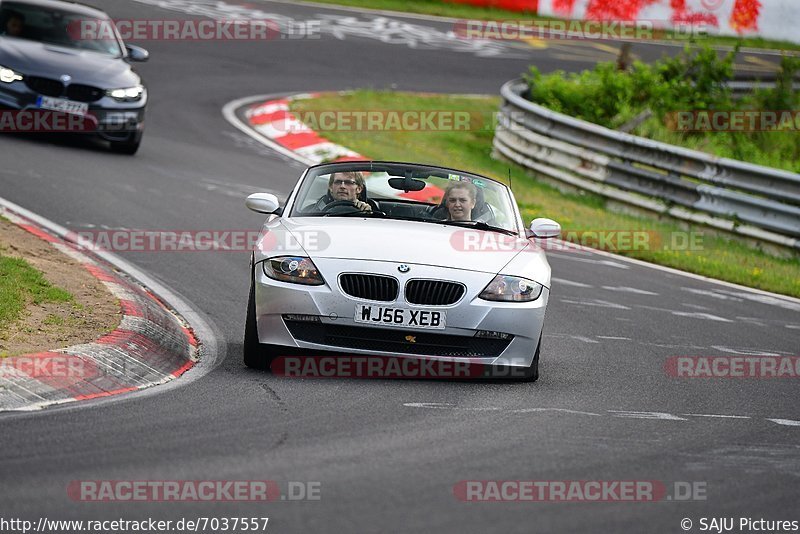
xmin=243 ymin=161 xmax=560 ymax=381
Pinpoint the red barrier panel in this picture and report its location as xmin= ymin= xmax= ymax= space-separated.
xmin=445 ymin=0 xmax=761 ymax=35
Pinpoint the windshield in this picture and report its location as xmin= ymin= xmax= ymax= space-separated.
xmin=0 ymin=2 xmax=122 ymax=57
xmin=289 ymin=162 xmax=520 ymax=234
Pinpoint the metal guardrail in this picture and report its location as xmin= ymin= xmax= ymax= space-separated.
xmin=728 ymin=73 xmax=800 ymax=98
xmin=729 ymin=81 xmax=800 ymax=98
xmin=494 ymin=79 xmax=800 ymax=250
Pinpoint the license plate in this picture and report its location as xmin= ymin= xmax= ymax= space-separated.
xmin=354 ymin=304 xmax=446 ymax=329
xmin=37 ymin=96 xmax=88 ymax=115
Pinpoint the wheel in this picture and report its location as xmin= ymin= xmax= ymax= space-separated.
xmin=520 ymin=339 xmax=540 ymax=382
xmin=243 ymin=276 xmax=270 ymax=370
xmin=108 ymin=127 xmax=143 ymax=155
xmin=109 ymin=138 xmax=141 ymax=155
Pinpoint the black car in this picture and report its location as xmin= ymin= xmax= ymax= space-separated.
xmin=0 ymin=0 xmax=148 ymax=153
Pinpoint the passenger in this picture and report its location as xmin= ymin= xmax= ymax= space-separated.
xmin=443 ymin=181 xmax=477 ymax=221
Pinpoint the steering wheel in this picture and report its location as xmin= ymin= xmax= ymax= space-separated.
xmin=322 ymin=200 xmax=385 ymax=216
xmin=321 ymin=200 xmax=363 ymax=215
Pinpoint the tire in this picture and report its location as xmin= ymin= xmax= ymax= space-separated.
xmin=109 ymin=138 xmax=141 ymax=155
xmin=243 ymin=277 xmax=269 ymax=370
xmin=520 ymin=339 xmax=540 ymax=382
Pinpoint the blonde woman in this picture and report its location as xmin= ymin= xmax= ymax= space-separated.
xmin=443 ymin=181 xmax=477 ymax=221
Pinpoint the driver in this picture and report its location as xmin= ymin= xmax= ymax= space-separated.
xmin=3 ymin=11 xmax=24 ymax=37
xmin=312 ymin=171 xmax=373 ymax=212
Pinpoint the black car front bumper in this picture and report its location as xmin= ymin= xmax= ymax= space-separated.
xmin=0 ymin=78 xmax=146 ymax=141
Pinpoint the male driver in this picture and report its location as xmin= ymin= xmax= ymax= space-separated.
xmin=312 ymin=171 xmax=373 ymax=212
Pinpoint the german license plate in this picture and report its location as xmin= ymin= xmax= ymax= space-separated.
xmin=354 ymin=304 xmax=446 ymax=329
xmin=37 ymin=96 xmax=88 ymax=115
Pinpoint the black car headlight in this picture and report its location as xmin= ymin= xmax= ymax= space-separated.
xmin=262 ymin=256 xmax=325 ymax=286
xmin=0 ymin=65 xmax=23 ymax=83
xmin=106 ymin=85 xmax=145 ymax=102
xmin=479 ymin=275 xmax=543 ymax=302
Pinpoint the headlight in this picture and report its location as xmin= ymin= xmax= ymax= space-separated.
xmin=479 ymin=275 xmax=543 ymax=302
xmin=262 ymin=256 xmax=325 ymax=286
xmin=0 ymin=65 xmax=23 ymax=83
xmin=106 ymin=85 xmax=144 ymax=102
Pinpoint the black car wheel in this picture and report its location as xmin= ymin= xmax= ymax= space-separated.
xmin=243 ymin=276 xmax=268 ymax=370
xmin=109 ymin=133 xmax=142 ymax=155
xmin=243 ymin=268 xmax=284 ymax=371
xmin=109 ymin=140 xmax=140 ymax=155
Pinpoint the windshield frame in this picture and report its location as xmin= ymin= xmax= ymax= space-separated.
xmin=284 ymin=161 xmax=525 ymax=236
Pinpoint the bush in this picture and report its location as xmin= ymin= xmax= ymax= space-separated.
xmin=524 ymin=45 xmax=799 ymax=171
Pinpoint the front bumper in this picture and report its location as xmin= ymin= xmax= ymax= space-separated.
xmin=0 ymin=79 xmax=145 ymax=141
xmin=254 ymin=257 xmax=549 ymax=368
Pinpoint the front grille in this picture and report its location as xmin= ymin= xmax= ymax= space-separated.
xmin=405 ymin=279 xmax=465 ymax=305
xmin=340 ymin=274 xmax=398 ymax=302
xmin=66 ymin=84 xmax=104 ymax=103
xmin=285 ymin=321 xmax=512 ymax=358
xmin=23 ymin=78 xmax=104 ymax=102
xmin=25 ymin=76 xmax=64 ymax=97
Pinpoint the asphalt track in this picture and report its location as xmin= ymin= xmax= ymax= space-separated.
xmin=1 ymin=1 xmax=798 ymax=532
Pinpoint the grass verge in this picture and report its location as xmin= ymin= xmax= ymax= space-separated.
xmin=304 ymin=0 xmax=800 ymax=52
xmin=290 ymin=90 xmax=800 ymax=298
xmin=0 ymin=254 xmax=73 ymax=334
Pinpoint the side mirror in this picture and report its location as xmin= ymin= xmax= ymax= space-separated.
xmin=528 ymin=218 xmax=560 ymax=239
xmin=246 ymin=193 xmax=281 ymax=214
xmin=125 ymin=44 xmax=149 ymax=62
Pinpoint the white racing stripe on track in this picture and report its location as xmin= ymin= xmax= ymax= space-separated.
xmin=551 ymin=277 xmax=592 ymax=288
xmin=671 ymin=312 xmax=734 ymax=322
xmin=547 ymin=253 xmax=630 ymax=269
xmin=601 ymin=286 xmax=659 ymax=296
xmin=560 ymin=298 xmax=631 ymax=310
xmin=683 ymin=414 xmax=751 ymax=419
xmin=404 ymin=403 xmax=800 ymax=427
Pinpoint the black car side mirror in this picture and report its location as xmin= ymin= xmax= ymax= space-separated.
xmin=125 ymin=45 xmax=149 ymax=62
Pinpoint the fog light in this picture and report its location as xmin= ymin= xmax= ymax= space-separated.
xmin=475 ymin=330 xmax=511 ymax=340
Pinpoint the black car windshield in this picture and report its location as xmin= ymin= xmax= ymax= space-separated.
xmin=290 ymin=162 xmax=520 ymax=234
xmin=0 ymin=2 xmax=122 ymax=56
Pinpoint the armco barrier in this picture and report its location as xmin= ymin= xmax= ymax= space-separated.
xmin=493 ymin=79 xmax=800 ymax=251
